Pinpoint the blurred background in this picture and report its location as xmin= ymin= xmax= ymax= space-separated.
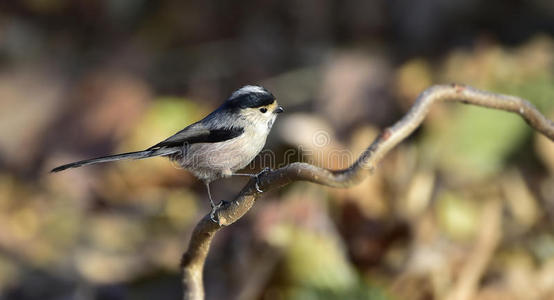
xmin=1 ymin=1 xmax=554 ymax=299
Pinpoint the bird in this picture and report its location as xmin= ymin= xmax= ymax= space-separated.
xmin=51 ymin=85 xmax=284 ymax=216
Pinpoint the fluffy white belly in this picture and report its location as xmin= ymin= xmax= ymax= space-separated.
xmin=177 ymin=128 xmax=267 ymax=182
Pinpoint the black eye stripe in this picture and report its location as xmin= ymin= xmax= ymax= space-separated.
xmin=259 ymin=108 xmax=268 ymax=113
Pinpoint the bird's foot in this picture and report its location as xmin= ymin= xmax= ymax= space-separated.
xmin=209 ymin=200 xmax=228 ymax=223
xmin=254 ymin=167 xmax=271 ymax=193
xmin=233 ymin=168 xmax=272 ymax=193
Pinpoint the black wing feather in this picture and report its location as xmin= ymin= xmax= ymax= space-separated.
xmin=148 ymin=126 xmax=244 ymax=149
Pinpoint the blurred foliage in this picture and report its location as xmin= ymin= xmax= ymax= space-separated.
xmin=0 ymin=1 xmax=553 ymax=300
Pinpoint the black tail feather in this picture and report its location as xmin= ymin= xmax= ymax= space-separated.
xmin=51 ymin=149 xmax=173 ymax=172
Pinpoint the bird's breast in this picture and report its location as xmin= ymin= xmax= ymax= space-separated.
xmin=178 ymin=125 xmax=269 ymax=177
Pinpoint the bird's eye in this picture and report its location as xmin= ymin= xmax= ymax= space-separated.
xmin=259 ymin=108 xmax=268 ymax=113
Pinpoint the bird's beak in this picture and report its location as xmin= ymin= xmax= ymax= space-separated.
xmin=274 ymin=106 xmax=284 ymax=114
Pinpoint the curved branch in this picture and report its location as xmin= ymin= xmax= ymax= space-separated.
xmin=180 ymin=84 xmax=554 ymax=300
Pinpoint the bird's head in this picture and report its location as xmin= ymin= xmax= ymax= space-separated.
xmin=223 ymin=85 xmax=284 ymax=129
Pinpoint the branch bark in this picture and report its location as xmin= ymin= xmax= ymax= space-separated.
xmin=180 ymin=84 xmax=554 ymax=300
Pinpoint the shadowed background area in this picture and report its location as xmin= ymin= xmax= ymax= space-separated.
xmin=0 ymin=1 xmax=554 ymax=299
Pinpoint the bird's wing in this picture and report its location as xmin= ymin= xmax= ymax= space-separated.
xmin=148 ymin=122 xmax=244 ymax=150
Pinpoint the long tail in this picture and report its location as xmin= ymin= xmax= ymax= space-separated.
xmin=50 ymin=148 xmax=179 ymax=172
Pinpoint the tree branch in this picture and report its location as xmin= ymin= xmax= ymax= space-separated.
xmin=180 ymin=84 xmax=554 ymax=300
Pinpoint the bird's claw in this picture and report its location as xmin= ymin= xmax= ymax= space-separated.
xmin=254 ymin=167 xmax=271 ymax=193
xmin=255 ymin=181 xmax=263 ymax=193
xmin=209 ymin=200 xmax=227 ymax=223
xmin=209 ymin=209 xmax=218 ymax=223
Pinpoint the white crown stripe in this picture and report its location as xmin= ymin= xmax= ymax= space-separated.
xmin=229 ymin=85 xmax=268 ymax=100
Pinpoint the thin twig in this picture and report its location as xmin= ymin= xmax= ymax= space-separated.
xmin=180 ymin=84 xmax=554 ymax=300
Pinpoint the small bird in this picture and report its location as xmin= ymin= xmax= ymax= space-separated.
xmin=52 ymin=85 xmax=284 ymax=215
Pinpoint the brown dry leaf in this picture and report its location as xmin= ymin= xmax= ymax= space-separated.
xmin=474 ymin=287 xmax=518 ymax=300
xmin=398 ymin=168 xmax=435 ymax=220
xmin=537 ymin=259 xmax=554 ymax=299
xmin=445 ymin=199 xmax=502 ymax=300
xmin=504 ymin=251 xmax=540 ymax=300
xmin=501 ymin=169 xmax=540 ymax=229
